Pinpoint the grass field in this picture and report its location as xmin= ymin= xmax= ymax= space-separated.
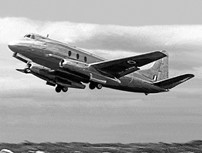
xmin=1 ymin=140 xmax=202 ymax=153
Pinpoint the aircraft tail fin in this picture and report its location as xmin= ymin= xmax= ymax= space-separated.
xmin=153 ymin=74 xmax=194 ymax=89
xmin=139 ymin=50 xmax=168 ymax=82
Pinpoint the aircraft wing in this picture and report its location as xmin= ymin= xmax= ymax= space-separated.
xmin=90 ymin=51 xmax=167 ymax=78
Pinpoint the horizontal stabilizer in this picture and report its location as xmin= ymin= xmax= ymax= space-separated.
xmin=153 ymin=74 xmax=194 ymax=89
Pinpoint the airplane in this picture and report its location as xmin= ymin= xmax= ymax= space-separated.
xmin=8 ymin=33 xmax=194 ymax=95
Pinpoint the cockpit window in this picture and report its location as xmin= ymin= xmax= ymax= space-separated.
xmin=31 ymin=35 xmax=35 ymax=39
xmin=24 ymin=34 xmax=35 ymax=39
xmin=24 ymin=34 xmax=31 ymax=38
xmin=24 ymin=33 xmax=49 ymax=41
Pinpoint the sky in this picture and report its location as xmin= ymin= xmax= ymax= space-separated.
xmin=0 ymin=0 xmax=202 ymax=143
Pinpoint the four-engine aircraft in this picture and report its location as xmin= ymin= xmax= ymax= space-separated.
xmin=8 ymin=33 xmax=194 ymax=94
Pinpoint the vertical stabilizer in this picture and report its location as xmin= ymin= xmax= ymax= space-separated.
xmin=139 ymin=50 xmax=168 ymax=82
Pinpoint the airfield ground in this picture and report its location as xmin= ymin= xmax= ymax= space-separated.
xmin=1 ymin=140 xmax=202 ymax=153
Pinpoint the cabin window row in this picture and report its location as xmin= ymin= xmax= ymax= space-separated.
xmin=68 ymin=51 xmax=87 ymax=62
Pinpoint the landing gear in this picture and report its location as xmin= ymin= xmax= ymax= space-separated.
xmin=24 ymin=68 xmax=31 ymax=73
xmin=55 ymin=85 xmax=68 ymax=93
xmin=55 ymin=85 xmax=62 ymax=93
xmin=96 ymin=83 xmax=102 ymax=89
xmin=89 ymin=83 xmax=96 ymax=90
xmin=62 ymin=87 xmax=68 ymax=92
xmin=24 ymin=61 xmax=32 ymax=73
xmin=89 ymin=83 xmax=102 ymax=90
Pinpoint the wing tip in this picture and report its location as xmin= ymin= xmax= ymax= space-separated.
xmin=185 ymin=73 xmax=195 ymax=79
xmin=151 ymin=50 xmax=168 ymax=58
xmin=160 ymin=50 xmax=168 ymax=57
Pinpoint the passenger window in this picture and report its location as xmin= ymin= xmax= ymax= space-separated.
xmin=68 ymin=51 xmax=71 ymax=56
xmin=84 ymin=56 xmax=87 ymax=62
xmin=76 ymin=54 xmax=79 ymax=59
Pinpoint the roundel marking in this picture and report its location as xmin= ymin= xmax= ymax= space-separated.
xmin=127 ymin=60 xmax=136 ymax=65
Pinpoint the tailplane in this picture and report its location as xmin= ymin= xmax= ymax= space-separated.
xmin=139 ymin=50 xmax=168 ymax=82
xmin=153 ymin=74 xmax=194 ymax=89
xmin=138 ymin=50 xmax=194 ymax=91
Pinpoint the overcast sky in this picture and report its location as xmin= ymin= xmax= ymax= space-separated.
xmin=0 ymin=0 xmax=202 ymax=143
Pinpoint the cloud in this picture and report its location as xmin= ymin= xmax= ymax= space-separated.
xmin=1 ymin=17 xmax=202 ymax=50
xmin=0 ymin=17 xmax=98 ymax=44
xmin=0 ymin=17 xmax=201 ymax=97
xmin=1 ymin=17 xmax=202 ymax=143
xmin=1 ymin=17 xmax=202 ymax=68
xmin=0 ymin=17 xmax=38 ymax=43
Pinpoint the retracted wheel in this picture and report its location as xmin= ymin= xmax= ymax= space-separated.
xmin=62 ymin=87 xmax=68 ymax=92
xmin=55 ymin=85 xmax=62 ymax=93
xmin=96 ymin=84 xmax=102 ymax=89
xmin=89 ymin=83 xmax=96 ymax=90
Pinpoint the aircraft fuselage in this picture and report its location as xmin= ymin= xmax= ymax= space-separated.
xmin=8 ymin=34 xmax=169 ymax=94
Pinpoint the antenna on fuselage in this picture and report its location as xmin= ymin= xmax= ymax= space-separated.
xmin=46 ymin=34 xmax=49 ymax=38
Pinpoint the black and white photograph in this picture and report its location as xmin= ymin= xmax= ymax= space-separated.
xmin=0 ymin=0 xmax=202 ymax=152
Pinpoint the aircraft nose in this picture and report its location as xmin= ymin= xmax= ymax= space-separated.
xmin=8 ymin=40 xmax=19 ymax=51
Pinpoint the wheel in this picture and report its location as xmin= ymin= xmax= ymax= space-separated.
xmin=55 ymin=86 xmax=62 ymax=93
xmin=62 ymin=87 xmax=68 ymax=92
xmin=89 ymin=83 xmax=96 ymax=90
xmin=96 ymin=84 xmax=102 ymax=89
xmin=24 ymin=68 xmax=30 ymax=73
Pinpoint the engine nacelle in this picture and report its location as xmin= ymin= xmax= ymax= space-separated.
xmin=29 ymin=64 xmax=86 ymax=89
xmin=59 ymin=59 xmax=88 ymax=69
xmin=30 ymin=65 xmax=52 ymax=75
xmin=59 ymin=59 xmax=90 ymax=79
xmin=29 ymin=65 xmax=56 ymax=81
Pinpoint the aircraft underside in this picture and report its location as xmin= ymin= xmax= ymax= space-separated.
xmin=8 ymin=33 xmax=194 ymax=95
xmin=13 ymin=53 xmax=168 ymax=94
xmin=14 ymin=53 xmax=106 ymax=93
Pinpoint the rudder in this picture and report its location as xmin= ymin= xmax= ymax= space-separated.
xmin=139 ymin=50 xmax=168 ymax=82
